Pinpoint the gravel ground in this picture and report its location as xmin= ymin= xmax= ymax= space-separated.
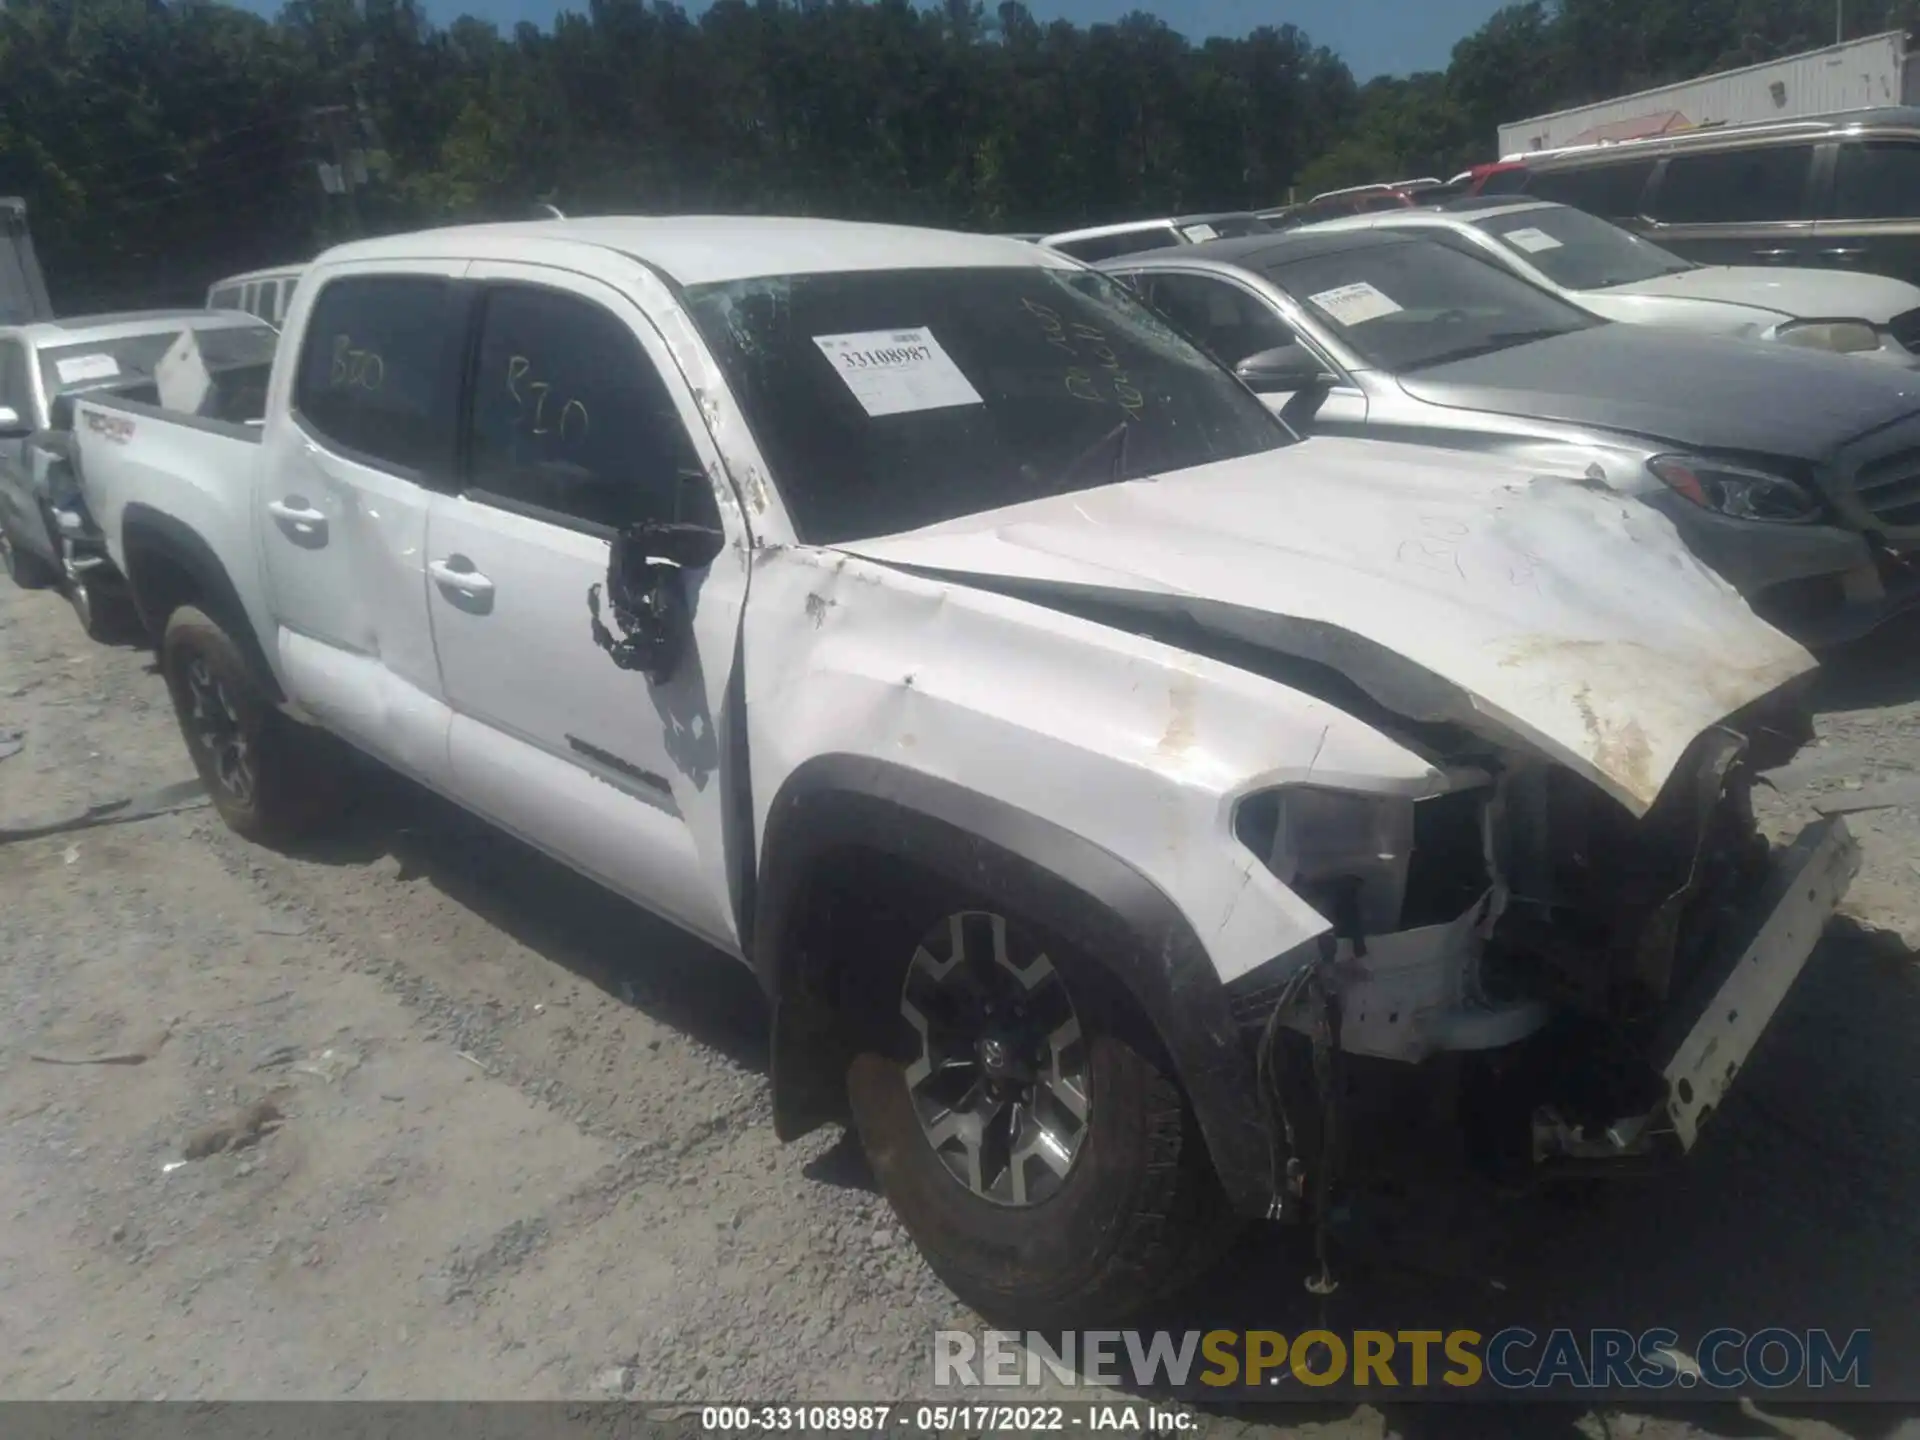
xmin=3 ymin=571 xmax=1920 ymax=1439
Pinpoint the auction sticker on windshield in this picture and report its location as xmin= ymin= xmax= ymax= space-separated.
xmin=54 ymin=353 xmax=121 ymax=384
xmin=812 ymin=327 xmax=985 ymax=418
xmin=1307 ymin=281 xmax=1403 ymax=326
xmin=1503 ymin=226 xmax=1564 ymax=253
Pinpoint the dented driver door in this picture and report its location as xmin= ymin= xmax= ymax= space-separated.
xmin=424 ymin=261 xmax=752 ymax=956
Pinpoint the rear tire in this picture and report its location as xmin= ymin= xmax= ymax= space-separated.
xmin=0 ymin=522 xmax=57 ymax=590
xmin=159 ymin=605 xmax=345 ymax=844
xmin=843 ymin=891 xmax=1240 ymax=1327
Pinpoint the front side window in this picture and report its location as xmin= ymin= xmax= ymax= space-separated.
xmin=684 ymin=264 xmax=1290 ymax=545
xmin=1832 ymin=138 xmax=1920 ymax=219
xmin=1650 ymin=145 xmax=1815 ymax=224
xmin=1258 ymin=235 xmax=1598 ymax=372
xmin=462 ymin=285 xmax=707 ymax=533
xmin=293 ymin=275 xmax=456 ymax=472
xmin=1525 ymin=158 xmax=1657 ymax=218
xmin=1138 ymin=272 xmax=1297 ymax=369
xmin=208 ymin=286 xmax=241 ymax=310
xmin=1474 ymin=205 xmax=1694 ymax=289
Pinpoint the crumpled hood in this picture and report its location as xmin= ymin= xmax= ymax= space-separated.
xmin=1397 ymin=324 xmax=1920 ymax=459
xmin=838 ymin=438 xmax=1815 ymax=817
xmin=1606 ymin=265 xmax=1920 ymax=324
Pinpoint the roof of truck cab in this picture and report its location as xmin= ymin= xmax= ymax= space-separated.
xmin=313 ymin=216 xmax=1073 ymax=286
xmin=4 ymin=309 xmax=275 ymax=346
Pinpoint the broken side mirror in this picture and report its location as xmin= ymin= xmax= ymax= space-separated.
xmin=587 ymin=518 xmax=727 ymax=684
xmin=0 ymin=404 xmax=26 ymax=437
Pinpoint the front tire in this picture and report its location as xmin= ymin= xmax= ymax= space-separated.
xmin=845 ymin=898 xmax=1239 ymax=1327
xmin=160 ymin=605 xmax=344 ymax=844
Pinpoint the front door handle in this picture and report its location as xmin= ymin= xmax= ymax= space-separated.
xmin=1822 ymin=246 xmax=1867 ymax=261
xmin=1752 ymin=247 xmax=1796 ymax=260
xmin=266 ymin=497 xmax=328 ymax=543
xmin=428 ymin=556 xmax=495 ymax=600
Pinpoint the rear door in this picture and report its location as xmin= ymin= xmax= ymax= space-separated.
xmin=1817 ymin=133 xmax=1920 ymax=288
xmin=424 ymin=263 xmax=751 ymax=953
xmin=257 ymin=264 xmax=468 ymax=788
xmin=1640 ymin=142 xmax=1820 ymax=267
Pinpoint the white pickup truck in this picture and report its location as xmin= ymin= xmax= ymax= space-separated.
xmin=71 ymin=215 xmax=1858 ymax=1323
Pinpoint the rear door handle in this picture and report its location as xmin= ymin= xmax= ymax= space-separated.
xmin=1822 ymin=246 xmax=1867 ymax=260
xmin=428 ymin=556 xmax=495 ymax=600
xmin=1752 ymin=247 xmax=1796 ymax=260
xmin=266 ymin=497 xmax=328 ymax=541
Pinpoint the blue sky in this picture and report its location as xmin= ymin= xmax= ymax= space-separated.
xmin=255 ymin=0 xmax=1511 ymax=79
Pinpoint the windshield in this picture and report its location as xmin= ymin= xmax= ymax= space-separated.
xmin=684 ymin=265 xmax=1292 ymax=544
xmin=1259 ymin=235 xmax=1599 ymax=372
xmin=39 ymin=321 xmax=278 ymax=424
xmin=1473 ymin=205 xmax=1695 ymax=289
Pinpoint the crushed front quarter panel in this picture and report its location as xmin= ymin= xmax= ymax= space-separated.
xmin=740 ymin=544 xmax=1464 ymax=984
xmin=839 ymin=438 xmax=1817 ymax=818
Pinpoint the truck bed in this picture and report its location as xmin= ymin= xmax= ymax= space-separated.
xmin=71 ymin=395 xmax=261 ymax=585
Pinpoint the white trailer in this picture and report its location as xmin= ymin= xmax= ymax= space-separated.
xmin=1499 ymin=29 xmax=1915 ymax=156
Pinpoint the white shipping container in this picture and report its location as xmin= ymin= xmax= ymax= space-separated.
xmin=1499 ymin=29 xmax=1911 ymax=156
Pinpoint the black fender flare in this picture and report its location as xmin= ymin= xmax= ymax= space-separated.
xmin=120 ymin=503 xmax=284 ymax=702
xmin=754 ymin=753 xmax=1274 ymax=1215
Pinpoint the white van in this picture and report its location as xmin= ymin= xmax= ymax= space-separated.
xmin=205 ymin=264 xmax=306 ymax=327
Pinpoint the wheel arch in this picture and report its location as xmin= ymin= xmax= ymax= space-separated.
xmin=121 ymin=503 xmax=283 ymax=702
xmin=755 ymin=753 xmax=1275 ymax=1215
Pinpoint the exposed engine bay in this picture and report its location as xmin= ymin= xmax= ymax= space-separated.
xmin=1227 ymin=678 xmax=1854 ymax=1207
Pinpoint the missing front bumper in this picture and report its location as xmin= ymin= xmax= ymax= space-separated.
xmin=1654 ymin=815 xmax=1859 ymax=1149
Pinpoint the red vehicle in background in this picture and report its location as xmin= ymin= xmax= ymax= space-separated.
xmin=1453 ymin=161 xmax=1533 ymax=195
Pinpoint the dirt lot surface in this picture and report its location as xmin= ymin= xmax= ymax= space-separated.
xmin=3 ymin=571 xmax=1920 ymax=1440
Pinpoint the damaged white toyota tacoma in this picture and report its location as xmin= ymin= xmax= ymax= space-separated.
xmin=70 ymin=217 xmax=1858 ymax=1324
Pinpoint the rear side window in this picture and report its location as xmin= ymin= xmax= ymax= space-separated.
xmin=1139 ymin=272 xmax=1296 ymax=369
xmin=1525 ymin=159 xmax=1656 ymax=218
xmin=462 ymin=284 xmax=708 ymax=533
xmin=208 ymin=285 xmax=241 ymax=310
xmin=1832 ymin=138 xmax=1920 ymax=219
xmin=1650 ymin=145 xmax=1815 ymax=224
xmin=294 ymin=275 xmax=457 ymax=474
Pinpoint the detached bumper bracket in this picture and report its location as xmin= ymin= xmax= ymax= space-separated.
xmin=1656 ymin=815 xmax=1860 ymax=1150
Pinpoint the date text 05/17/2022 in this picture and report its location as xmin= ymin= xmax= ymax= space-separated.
xmin=698 ymin=1405 xmax=1196 ymax=1434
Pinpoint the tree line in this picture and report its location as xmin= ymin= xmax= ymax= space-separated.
xmin=0 ymin=0 xmax=1909 ymax=312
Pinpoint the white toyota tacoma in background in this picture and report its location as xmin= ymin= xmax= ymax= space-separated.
xmin=70 ymin=215 xmax=1858 ymax=1323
